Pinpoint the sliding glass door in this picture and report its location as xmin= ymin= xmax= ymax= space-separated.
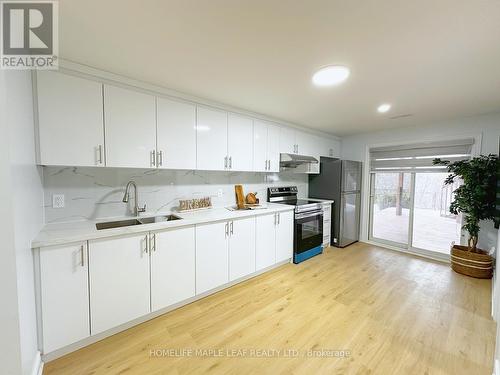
xmin=369 ymin=171 xmax=462 ymax=256
xmin=412 ymin=173 xmax=461 ymax=254
xmin=370 ymin=173 xmax=412 ymax=247
xmin=368 ymin=138 xmax=473 ymax=257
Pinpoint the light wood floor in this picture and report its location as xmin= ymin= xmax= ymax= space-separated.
xmin=44 ymin=243 xmax=496 ymax=375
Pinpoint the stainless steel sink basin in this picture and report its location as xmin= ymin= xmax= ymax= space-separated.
xmin=96 ymin=219 xmax=142 ymax=230
xmin=96 ymin=215 xmax=182 ymax=230
xmin=138 ymin=215 xmax=181 ymax=224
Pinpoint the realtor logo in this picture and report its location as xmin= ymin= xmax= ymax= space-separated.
xmin=1 ymin=1 xmax=58 ymax=69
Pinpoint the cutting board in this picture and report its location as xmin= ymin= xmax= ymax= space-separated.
xmin=234 ymin=185 xmax=245 ymax=209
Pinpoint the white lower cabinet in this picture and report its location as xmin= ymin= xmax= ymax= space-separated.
xmin=322 ymin=203 xmax=332 ymax=247
xmin=275 ymin=211 xmax=294 ymax=262
xmin=255 ymin=213 xmax=277 ymax=270
xmin=229 ymin=217 xmax=256 ymax=281
xmin=37 ymin=209 xmax=294 ymax=354
xmin=39 ymin=242 xmax=90 ymax=353
xmin=256 ymin=211 xmax=294 ymax=270
xmin=195 ymin=221 xmax=229 ymax=294
xmin=150 ymin=226 xmax=196 ymax=311
xmin=89 ymin=234 xmax=151 ymax=335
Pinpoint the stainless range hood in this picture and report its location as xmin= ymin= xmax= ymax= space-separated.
xmin=280 ymin=153 xmax=319 ymax=168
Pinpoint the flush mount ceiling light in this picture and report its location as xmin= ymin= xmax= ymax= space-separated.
xmin=377 ymin=104 xmax=392 ymax=113
xmin=312 ymin=65 xmax=350 ymax=86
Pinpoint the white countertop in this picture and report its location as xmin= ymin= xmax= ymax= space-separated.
xmin=32 ymin=203 xmax=294 ymax=248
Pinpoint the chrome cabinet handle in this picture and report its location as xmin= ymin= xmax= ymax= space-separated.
xmin=225 ymin=222 xmax=229 ymax=237
xmin=274 ymin=213 xmax=277 ymax=225
xmin=230 ymin=221 xmax=234 ymax=235
xmin=151 ymin=150 xmax=156 ymax=167
xmin=224 ymin=156 xmax=228 ymax=169
xmin=277 ymin=213 xmax=280 ymax=225
xmin=268 ymin=160 xmax=271 ymax=171
xmin=229 ymin=156 xmax=232 ymax=169
xmin=97 ymin=145 xmax=103 ymax=165
xmin=150 ymin=233 xmax=156 ymax=252
xmin=144 ymin=235 xmax=149 ymax=254
xmin=157 ymin=150 xmax=163 ymax=167
xmin=80 ymin=244 xmax=85 ymax=267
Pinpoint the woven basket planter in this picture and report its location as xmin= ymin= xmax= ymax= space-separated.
xmin=450 ymin=244 xmax=493 ymax=279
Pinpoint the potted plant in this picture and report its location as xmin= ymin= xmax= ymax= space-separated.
xmin=433 ymin=154 xmax=499 ymax=279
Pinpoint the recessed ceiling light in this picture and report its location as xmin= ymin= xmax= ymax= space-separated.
xmin=377 ymin=104 xmax=391 ymax=113
xmin=312 ymin=65 xmax=350 ymax=86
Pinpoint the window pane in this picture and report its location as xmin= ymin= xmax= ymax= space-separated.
xmin=371 ymin=173 xmax=411 ymax=245
xmin=412 ymin=173 xmax=461 ymax=253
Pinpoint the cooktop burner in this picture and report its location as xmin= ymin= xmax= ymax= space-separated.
xmin=267 ymin=186 xmax=323 ymax=213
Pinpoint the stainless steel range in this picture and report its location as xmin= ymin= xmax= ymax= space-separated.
xmin=268 ymin=186 xmax=324 ymax=264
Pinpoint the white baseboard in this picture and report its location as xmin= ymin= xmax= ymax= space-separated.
xmin=31 ymin=350 xmax=43 ymax=375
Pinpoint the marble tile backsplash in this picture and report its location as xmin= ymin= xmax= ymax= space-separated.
xmin=43 ymin=167 xmax=308 ymax=224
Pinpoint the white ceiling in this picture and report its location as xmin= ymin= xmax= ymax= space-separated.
xmin=59 ymin=0 xmax=500 ymax=136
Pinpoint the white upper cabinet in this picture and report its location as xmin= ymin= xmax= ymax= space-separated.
xmin=39 ymin=242 xmax=90 ymax=353
xmin=253 ymin=120 xmax=268 ymax=172
xmin=150 ymin=226 xmax=196 ymax=311
xmin=156 ymin=97 xmax=196 ymax=170
xmin=227 ymin=113 xmax=253 ymax=171
xmin=253 ymin=120 xmax=280 ymax=172
xmin=275 ymin=211 xmax=294 ymax=263
xmin=229 ymin=217 xmax=256 ymax=281
xmin=36 ymin=71 xmax=105 ymax=167
xmin=279 ymin=127 xmax=296 ymax=154
xmin=267 ymin=123 xmax=280 ymax=172
xmin=104 ymin=85 xmax=156 ymax=168
xmin=89 ymin=234 xmax=150 ymax=335
xmin=196 ymin=106 xmax=228 ymax=171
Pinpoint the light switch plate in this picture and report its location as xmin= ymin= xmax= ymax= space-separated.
xmin=52 ymin=194 xmax=65 ymax=208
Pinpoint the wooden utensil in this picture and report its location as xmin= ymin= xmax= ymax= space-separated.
xmin=234 ymin=185 xmax=245 ymax=209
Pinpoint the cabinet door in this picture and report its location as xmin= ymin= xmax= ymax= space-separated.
xmin=253 ymin=120 xmax=268 ymax=172
xmin=255 ymin=213 xmax=277 ymax=270
xmin=195 ymin=221 xmax=229 ymax=294
xmin=229 ymin=217 xmax=256 ymax=281
xmin=227 ymin=113 xmax=253 ymax=171
xmin=39 ymin=242 xmax=90 ymax=353
xmin=151 ymin=226 xmax=195 ymax=311
xmin=276 ymin=211 xmax=294 ymax=263
xmin=157 ymin=97 xmax=196 ymax=170
xmin=37 ymin=71 xmax=104 ymax=167
xmin=267 ymin=123 xmax=281 ymax=172
xmin=279 ymin=127 xmax=296 ymax=154
xmin=196 ymin=106 xmax=228 ymax=171
xmin=104 ymin=85 xmax=156 ymax=168
xmin=89 ymin=234 xmax=150 ymax=335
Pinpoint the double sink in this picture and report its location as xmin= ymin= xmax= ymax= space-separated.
xmin=96 ymin=214 xmax=182 ymax=230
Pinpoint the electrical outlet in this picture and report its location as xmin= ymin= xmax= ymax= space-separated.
xmin=217 ymin=189 xmax=223 ymax=198
xmin=52 ymin=194 xmax=65 ymax=208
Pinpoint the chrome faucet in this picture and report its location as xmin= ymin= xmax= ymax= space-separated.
xmin=122 ymin=181 xmax=146 ymax=217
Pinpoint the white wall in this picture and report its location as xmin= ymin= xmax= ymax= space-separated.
xmin=0 ymin=71 xmax=45 ymax=375
xmin=0 ymin=71 xmax=24 ymax=375
xmin=341 ymin=112 xmax=500 ymax=251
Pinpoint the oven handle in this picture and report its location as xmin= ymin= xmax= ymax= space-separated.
xmin=295 ymin=210 xmax=323 ymax=220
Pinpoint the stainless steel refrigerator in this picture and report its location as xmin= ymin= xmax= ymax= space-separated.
xmin=308 ymin=158 xmax=362 ymax=247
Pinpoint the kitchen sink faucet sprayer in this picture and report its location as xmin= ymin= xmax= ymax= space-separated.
xmin=122 ymin=181 xmax=146 ymax=217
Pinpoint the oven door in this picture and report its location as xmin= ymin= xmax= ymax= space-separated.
xmin=294 ymin=210 xmax=323 ymax=255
